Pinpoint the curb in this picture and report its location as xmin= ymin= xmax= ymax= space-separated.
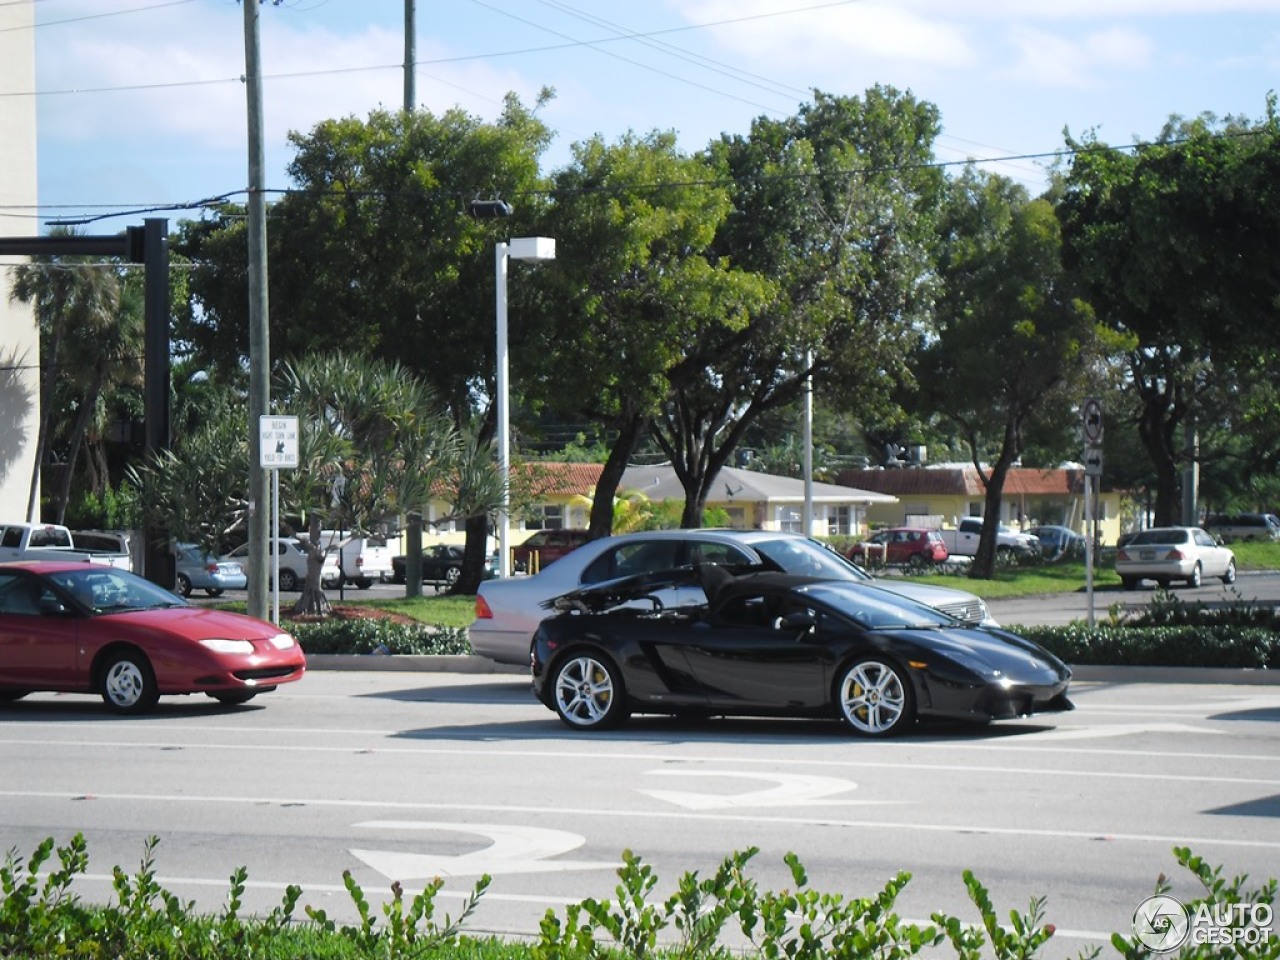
xmin=305 ymin=654 xmax=526 ymax=674
xmin=304 ymin=655 xmax=1277 ymax=685
xmin=1069 ymin=664 xmax=1280 ymax=685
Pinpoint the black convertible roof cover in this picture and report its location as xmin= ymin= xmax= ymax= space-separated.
xmin=543 ymin=563 xmax=822 ymax=615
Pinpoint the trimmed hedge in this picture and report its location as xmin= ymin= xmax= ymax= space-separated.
xmin=291 ymin=619 xmax=470 ymax=656
xmin=1015 ymin=623 xmax=1279 ymax=669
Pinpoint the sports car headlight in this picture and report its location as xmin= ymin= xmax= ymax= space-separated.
xmin=199 ymin=638 xmax=256 ymax=655
xmin=267 ymin=633 xmax=296 ymax=650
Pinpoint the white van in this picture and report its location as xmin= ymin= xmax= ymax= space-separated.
xmin=305 ymin=531 xmax=393 ymax=589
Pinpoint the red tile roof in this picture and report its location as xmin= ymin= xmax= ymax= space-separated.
xmin=836 ymin=466 xmax=1088 ymax=497
xmin=517 ymin=461 xmax=605 ymax=496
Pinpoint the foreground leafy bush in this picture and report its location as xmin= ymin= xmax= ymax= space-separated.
xmin=291 ymin=619 xmax=470 ymax=656
xmin=2 ymin=836 xmax=1275 ymax=960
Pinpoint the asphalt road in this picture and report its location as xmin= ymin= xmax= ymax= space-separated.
xmin=2 ymin=670 xmax=1277 ymax=958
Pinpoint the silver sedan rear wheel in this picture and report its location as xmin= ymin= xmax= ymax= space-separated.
xmin=838 ymin=658 xmax=914 ymax=737
xmin=552 ymin=653 xmax=628 ymax=730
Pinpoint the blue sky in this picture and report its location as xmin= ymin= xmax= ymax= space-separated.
xmin=16 ymin=0 xmax=1280 ymax=232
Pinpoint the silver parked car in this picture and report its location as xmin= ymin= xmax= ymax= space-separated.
xmin=1114 ymin=526 xmax=1236 ymax=590
xmin=471 ymin=529 xmax=997 ymax=666
xmin=222 ymin=537 xmax=311 ymax=591
xmin=172 ymin=543 xmax=247 ymax=597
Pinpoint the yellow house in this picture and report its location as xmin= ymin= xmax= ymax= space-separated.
xmin=836 ymin=465 xmax=1125 ymax=545
xmin=414 ymin=461 xmax=898 ymax=549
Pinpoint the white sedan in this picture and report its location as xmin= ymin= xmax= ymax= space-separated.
xmin=1115 ymin=526 xmax=1236 ymax=590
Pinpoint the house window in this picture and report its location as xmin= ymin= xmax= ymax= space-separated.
xmin=723 ymin=507 xmax=747 ymax=529
xmin=526 ymin=505 xmax=564 ymax=530
xmin=828 ymin=506 xmax=852 ymax=536
xmin=778 ymin=506 xmax=803 ymax=533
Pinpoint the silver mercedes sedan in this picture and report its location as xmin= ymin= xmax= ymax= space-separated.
xmin=471 ymin=529 xmax=996 ymax=666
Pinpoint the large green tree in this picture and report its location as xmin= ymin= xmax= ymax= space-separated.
xmin=530 ymin=131 xmax=770 ymax=536
xmin=656 ymin=86 xmax=944 ymax=526
xmin=1057 ymin=100 xmax=1280 ymax=525
xmin=915 ymin=168 xmax=1105 ymax=577
xmin=175 ymin=96 xmax=553 ymax=585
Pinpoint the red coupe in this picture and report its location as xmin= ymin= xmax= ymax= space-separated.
xmin=0 ymin=561 xmax=305 ymax=713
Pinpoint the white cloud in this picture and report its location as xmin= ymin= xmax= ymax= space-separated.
xmin=680 ymin=0 xmax=978 ymax=73
xmin=1002 ymin=24 xmax=1153 ymax=89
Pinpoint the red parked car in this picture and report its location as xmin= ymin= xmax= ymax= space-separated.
xmin=510 ymin=529 xmax=591 ymax=574
xmin=847 ymin=528 xmax=950 ymax=568
xmin=0 ymin=561 xmax=305 ymax=713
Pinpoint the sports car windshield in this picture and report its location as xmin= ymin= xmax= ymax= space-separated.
xmin=750 ymin=537 xmax=873 ymax=581
xmin=799 ymin=582 xmax=957 ymax=629
xmin=44 ymin=568 xmax=189 ymax=614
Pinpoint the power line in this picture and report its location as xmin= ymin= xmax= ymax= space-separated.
xmin=2 ymin=135 xmax=1205 ymax=228
xmin=0 ymin=0 xmax=197 ymax=32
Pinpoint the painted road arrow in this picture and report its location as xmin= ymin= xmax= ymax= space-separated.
xmin=350 ymin=821 xmax=616 ymax=881
xmin=638 ymin=769 xmax=874 ymax=809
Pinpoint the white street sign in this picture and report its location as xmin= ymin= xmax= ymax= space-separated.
xmin=1082 ymin=398 xmax=1104 ymax=445
xmin=259 ymin=415 xmax=299 ymax=469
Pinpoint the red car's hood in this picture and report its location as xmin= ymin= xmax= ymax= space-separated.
xmin=97 ymin=605 xmax=287 ymax=642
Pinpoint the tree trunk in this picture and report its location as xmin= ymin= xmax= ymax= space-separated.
xmin=291 ymin=513 xmax=331 ymax=617
xmin=588 ymin=415 xmax=645 ymax=539
xmin=457 ymin=512 xmax=491 ymax=594
xmin=52 ymin=366 xmax=106 ymax=524
xmin=968 ymin=421 xmax=1019 ymax=580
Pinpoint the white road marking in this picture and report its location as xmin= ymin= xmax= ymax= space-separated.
xmin=639 ymin=769 xmax=874 ymax=809
xmin=2 ymin=789 xmax=1277 ymax=848
xmin=1021 ymin=722 xmax=1223 ymax=742
xmin=349 ymin=822 xmax=615 ymax=880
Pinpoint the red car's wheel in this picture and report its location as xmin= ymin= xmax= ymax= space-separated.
xmin=99 ymin=651 xmax=160 ymax=714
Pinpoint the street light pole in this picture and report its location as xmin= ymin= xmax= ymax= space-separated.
xmin=494 ymin=237 xmax=555 ymax=578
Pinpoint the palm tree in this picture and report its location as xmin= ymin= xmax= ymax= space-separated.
xmin=276 ymin=353 xmax=468 ymax=615
xmin=8 ymin=228 xmax=125 ymax=520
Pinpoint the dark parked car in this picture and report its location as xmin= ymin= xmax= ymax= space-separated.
xmin=392 ymin=544 xmax=496 ymax=587
xmin=1029 ymin=525 xmax=1086 ymax=560
xmin=530 ymin=565 xmax=1073 ymax=737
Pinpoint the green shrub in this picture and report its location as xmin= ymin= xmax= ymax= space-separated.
xmin=292 ymin=619 xmax=471 ymax=656
xmin=1016 ymin=623 xmax=1279 ymax=669
xmin=3 ymin=836 xmax=1275 ymax=960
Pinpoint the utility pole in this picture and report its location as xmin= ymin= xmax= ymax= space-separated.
xmin=243 ymin=0 xmax=271 ymax=619
xmin=404 ymin=0 xmax=416 ymax=112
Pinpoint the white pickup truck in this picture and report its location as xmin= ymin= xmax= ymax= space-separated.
xmin=0 ymin=522 xmax=133 ymax=569
xmin=937 ymin=518 xmax=1041 ymax=560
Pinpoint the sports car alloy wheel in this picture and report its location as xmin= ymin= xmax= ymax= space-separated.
xmin=837 ymin=658 xmax=914 ymax=737
xmin=99 ymin=652 xmax=160 ymax=714
xmin=552 ymin=653 xmax=627 ymax=729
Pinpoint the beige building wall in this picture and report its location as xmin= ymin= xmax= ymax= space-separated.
xmin=0 ymin=0 xmax=39 ymax=521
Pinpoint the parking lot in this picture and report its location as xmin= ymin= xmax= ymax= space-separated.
xmin=2 ymin=669 xmax=1277 ymax=958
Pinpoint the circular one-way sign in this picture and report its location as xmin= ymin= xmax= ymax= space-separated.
xmin=1082 ymin=398 xmax=1104 ymax=445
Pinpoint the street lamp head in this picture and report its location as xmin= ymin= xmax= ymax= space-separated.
xmin=468 ymin=198 xmax=513 ymax=219
xmin=508 ymin=236 xmax=556 ymax=262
